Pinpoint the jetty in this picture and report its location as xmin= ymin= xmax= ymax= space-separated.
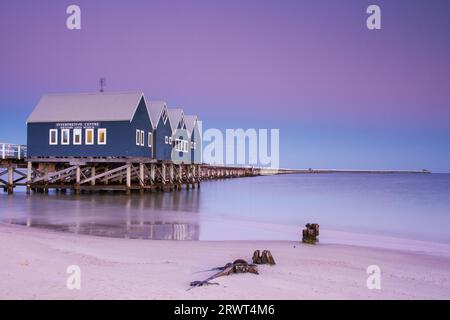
xmin=1 ymin=142 xmax=430 ymax=195
xmin=1 ymin=143 xmax=263 ymax=194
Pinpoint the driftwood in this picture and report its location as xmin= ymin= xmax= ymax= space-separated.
xmin=189 ymin=259 xmax=258 ymax=290
xmin=252 ymin=250 xmax=276 ymax=265
xmin=302 ymin=223 xmax=320 ymax=244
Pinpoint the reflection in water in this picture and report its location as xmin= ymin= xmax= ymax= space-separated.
xmin=2 ymin=174 xmax=450 ymax=243
xmin=2 ymin=190 xmax=200 ymax=240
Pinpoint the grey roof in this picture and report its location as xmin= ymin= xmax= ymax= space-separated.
xmin=184 ymin=115 xmax=198 ymax=136
xmin=27 ymin=91 xmax=145 ymax=123
xmin=167 ymin=108 xmax=184 ymax=133
xmin=146 ymin=100 xmax=167 ymax=129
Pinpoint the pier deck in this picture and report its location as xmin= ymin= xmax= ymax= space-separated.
xmin=0 ymin=142 xmax=430 ymax=195
xmin=1 ymin=155 xmax=262 ymax=195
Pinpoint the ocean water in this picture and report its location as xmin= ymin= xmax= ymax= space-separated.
xmin=1 ymin=173 xmax=450 ymax=244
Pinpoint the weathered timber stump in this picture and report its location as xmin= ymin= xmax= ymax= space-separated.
xmin=302 ymin=223 xmax=320 ymax=244
xmin=252 ymin=250 xmax=276 ymax=265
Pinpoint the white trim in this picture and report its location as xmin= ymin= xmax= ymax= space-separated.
xmin=61 ymin=129 xmax=70 ymax=145
xmin=73 ymin=128 xmax=82 ymax=145
xmin=136 ymin=129 xmax=140 ymax=146
xmin=140 ymin=130 xmax=145 ymax=146
xmin=49 ymin=129 xmax=58 ymax=145
xmin=85 ymin=128 xmax=94 ymax=145
xmin=169 ymin=137 xmax=172 ymax=145
xmin=161 ymin=107 xmax=168 ymax=125
xmin=148 ymin=132 xmax=152 ymax=148
xmin=165 ymin=136 xmax=168 ymax=144
xmin=98 ymin=128 xmax=107 ymax=145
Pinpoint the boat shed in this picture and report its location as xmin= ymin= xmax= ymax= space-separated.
xmin=26 ymin=92 xmax=153 ymax=158
xmin=167 ymin=108 xmax=190 ymax=162
xmin=147 ymin=100 xmax=172 ymax=161
xmin=184 ymin=115 xmax=202 ymax=164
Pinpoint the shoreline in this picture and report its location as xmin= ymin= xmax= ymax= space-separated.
xmin=1 ymin=223 xmax=449 ymax=299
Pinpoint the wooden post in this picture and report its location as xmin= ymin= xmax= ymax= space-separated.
xmin=75 ymin=166 xmax=81 ymax=195
xmin=126 ymin=164 xmax=132 ymax=194
xmin=191 ymin=165 xmax=196 ymax=189
xmin=185 ymin=165 xmax=190 ymax=190
xmin=161 ymin=163 xmax=166 ymax=185
xmin=176 ymin=164 xmax=181 ymax=190
xmin=169 ymin=164 xmax=174 ymax=184
xmin=7 ymin=166 xmax=13 ymax=194
xmin=150 ymin=164 xmax=156 ymax=182
xmin=26 ymin=161 xmax=32 ymax=195
xmin=139 ymin=163 xmax=145 ymax=193
xmin=91 ymin=166 xmax=96 ymax=186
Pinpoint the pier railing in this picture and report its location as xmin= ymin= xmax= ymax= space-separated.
xmin=0 ymin=143 xmax=27 ymax=160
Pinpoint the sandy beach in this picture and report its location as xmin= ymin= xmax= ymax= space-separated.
xmin=1 ymin=223 xmax=449 ymax=300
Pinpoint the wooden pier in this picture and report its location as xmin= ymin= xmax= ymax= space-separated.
xmin=1 ymin=151 xmax=262 ymax=195
xmin=1 ymin=143 xmax=28 ymax=194
xmin=1 ymin=143 xmax=431 ymax=195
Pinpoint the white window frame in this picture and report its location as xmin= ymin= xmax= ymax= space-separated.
xmin=98 ymin=128 xmax=107 ymax=145
xmin=73 ymin=128 xmax=82 ymax=145
xmin=193 ymin=142 xmax=197 ymax=150
xmin=136 ymin=129 xmax=140 ymax=146
xmin=140 ymin=130 xmax=145 ymax=147
xmin=49 ymin=129 xmax=58 ymax=145
xmin=169 ymin=137 xmax=173 ymax=145
xmin=165 ymin=136 xmax=168 ymax=144
xmin=148 ymin=132 xmax=152 ymax=148
xmin=85 ymin=128 xmax=94 ymax=145
xmin=184 ymin=140 xmax=188 ymax=152
xmin=61 ymin=129 xmax=70 ymax=145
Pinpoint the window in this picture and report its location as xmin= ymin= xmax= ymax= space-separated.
xmin=193 ymin=142 xmax=197 ymax=150
xmin=174 ymin=139 xmax=188 ymax=152
xmin=98 ymin=128 xmax=107 ymax=145
xmin=49 ymin=129 xmax=58 ymax=145
xmin=73 ymin=129 xmax=82 ymax=145
xmin=61 ymin=129 xmax=70 ymax=145
xmin=85 ymin=129 xmax=94 ymax=145
xmin=136 ymin=130 xmax=140 ymax=146
xmin=148 ymin=132 xmax=152 ymax=147
xmin=165 ymin=136 xmax=168 ymax=144
xmin=140 ymin=130 xmax=145 ymax=146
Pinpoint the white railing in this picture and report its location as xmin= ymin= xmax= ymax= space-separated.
xmin=0 ymin=143 xmax=27 ymax=160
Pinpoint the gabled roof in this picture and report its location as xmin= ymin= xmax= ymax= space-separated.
xmin=167 ymin=108 xmax=184 ymax=133
xmin=184 ymin=115 xmax=198 ymax=136
xmin=146 ymin=100 xmax=168 ymax=129
xmin=27 ymin=91 xmax=146 ymax=123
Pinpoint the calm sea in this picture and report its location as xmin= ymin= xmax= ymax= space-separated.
xmin=1 ymin=173 xmax=450 ymax=244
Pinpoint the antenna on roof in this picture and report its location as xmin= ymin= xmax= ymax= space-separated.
xmin=99 ymin=77 xmax=106 ymax=92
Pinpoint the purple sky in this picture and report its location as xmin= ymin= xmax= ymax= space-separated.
xmin=1 ymin=0 xmax=449 ymax=171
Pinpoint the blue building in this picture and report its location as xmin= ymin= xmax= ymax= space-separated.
xmin=184 ymin=115 xmax=202 ymax=164
xmin=26 ymin=92 xmax=153 ymax=158
xmin=147 ymin=100 xmax=172 ymax=161
xmin=167 ymin=108 xmax=190 ymax=163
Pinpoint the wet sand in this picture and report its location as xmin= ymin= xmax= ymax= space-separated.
xmin=1 ymin=223 xmax=450 ymax=299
